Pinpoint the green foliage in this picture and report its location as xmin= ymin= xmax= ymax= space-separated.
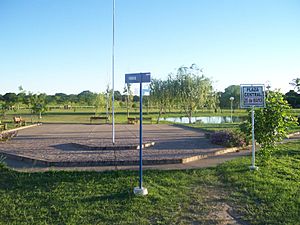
xmin=93 ymin=92 xmax=106 ymax=115
xmin=289 ymin=77 xmax=300 ymax=93
xmin=219 ymin=85 xmax=240 ymax=109
xmin=241 ymin=90 xmax=298 ymax=158
xmin=150 ymin=64 xmax=217 ymax=123
xmin=175 ymin=64 xmax=214 ymax=123
xmin=29 ymin=93 xmax=48 ymax=118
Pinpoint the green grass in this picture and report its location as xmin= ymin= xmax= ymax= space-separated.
xmin=182 ymin=122 xmax=241 ymax=133
xmin=1 ymin=140 xmax=300 ymax=224
xmin=217 ymin=141 xmax=300 ymax=224
xmin=2 ymin=108 xmax=248 ymax=124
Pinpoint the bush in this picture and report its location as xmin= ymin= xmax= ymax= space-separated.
xmin=240 ymin=91 xmax=298 ymax=158
xmin=0 ymin=131 xmax=18 ymax=141
xmin=210 ymin=130 xmax=248 ymax=147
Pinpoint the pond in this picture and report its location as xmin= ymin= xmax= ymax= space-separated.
xmin=159 ymin=116 xmax=247 ymax=124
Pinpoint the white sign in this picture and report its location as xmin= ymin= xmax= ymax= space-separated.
xmin=240 ymin=85 xmax=265 ymax=108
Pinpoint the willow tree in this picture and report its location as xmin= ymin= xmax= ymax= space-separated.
xmin=175 ymin=64 xmax=214 ymax=123
xmin=150 ymin=79 xmax=169 ymax=123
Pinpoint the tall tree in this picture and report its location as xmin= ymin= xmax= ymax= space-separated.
xmin=94 ymin=92 xmax=105 ymax=115
xmin=150 ymin=79 xmax=168 ymax=123
xmin=175 ymin=64 xmax=214 ymax=123
xmin=123 ymin=84 xmax=133 ymax=118
xmin=219 ymin=85 xmax=240 ymax=109
xmin=78 ymin=91 xmax=97 ymax=106
xmin=2 ymin=93 xmax=18 ymax=110
xmin=289 ymin=78 xmax=300 ymax=92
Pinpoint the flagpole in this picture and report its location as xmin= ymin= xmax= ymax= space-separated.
xmin=112 ymin=0 xmax=115 ymax=144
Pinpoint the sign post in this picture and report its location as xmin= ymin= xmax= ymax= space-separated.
xmin=240 ymin=84 xmax=265 ymax=170
xmin=125 ymin=72 xmax=151 ymax=195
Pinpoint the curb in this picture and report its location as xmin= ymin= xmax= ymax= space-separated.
xmin=182 ymin=146 xmax=247 ymax=164
xmin=287 ymin=132 xmax=300 ymax=138
xmin=0 ymin=146 xmax=248 ymax=167
xmin=0 ymin=123 xmax=42 ymax=134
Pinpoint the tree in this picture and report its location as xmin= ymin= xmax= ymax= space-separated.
xmin=3 ymin=93 xmax=18 ymax=109
xmin=289 ymin=78 xmax=300 ymax=92
xmin=241 ymin=90 xmax=298 ymax=158
xmin=17 ymin=86 xmax=26 ymax=109
xmin=30 ymin=93 xmax=48 ymax=119
xmin=219 ymin=85 xmax=240 ymax=109
xmin=123 ymin=84 xmax=133 ymax=118
xmin=175 ymin=64 xmax=214 ymax=123
xmin=54 ymin=93 xmax=69 ymax=104
xmin=78 ymin=91 xmax=97 ymax=106
xmin=150 ymin=79 xmax=169 ymax=123
xmin=285 ymin=90 xmax=300 ymax=108
xmin=94 ymin=92 xmax=105 ymax=115
xmin=113 ymin=91 xmax=122 ymax=101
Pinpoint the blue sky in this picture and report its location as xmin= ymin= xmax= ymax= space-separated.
xmin=0 ymin=0 xmax=299 ymax=94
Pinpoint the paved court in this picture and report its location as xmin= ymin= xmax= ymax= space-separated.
xmin=0 ymin=124 xmax=244 ymax=167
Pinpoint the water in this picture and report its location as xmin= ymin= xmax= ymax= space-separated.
xmin=159 ymin=116 xmax=246 ymax=124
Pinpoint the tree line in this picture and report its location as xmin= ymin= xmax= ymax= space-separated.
xmin=1 ymin=65 xmax=298 ymax=120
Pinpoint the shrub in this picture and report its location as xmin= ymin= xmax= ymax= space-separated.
xmin=0 ymin=131 xmax=18 ymax=141
xmin=240 ymin=90 xmax=298 ymax=158
xmin=210 ymin=130 xmax=248 ymax=147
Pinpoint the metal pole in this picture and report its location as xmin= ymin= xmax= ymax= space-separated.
xmin=250 ymin=107 xmax=258 ymax=170
xmin=230 ymin=100 xmax=233 ymax=122
xmin=112 ymin=0 xmax=115 ymax=144
xmin=139 ymin=80 xmax=143 ymax=189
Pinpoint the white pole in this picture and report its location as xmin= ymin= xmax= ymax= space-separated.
xmin=112 ymin=0 xmax=115 ymax=144
xmin=250 ymin=107 xmax=258 ymax=170
xmin=229 ymin=97 xmax=234 ymax=122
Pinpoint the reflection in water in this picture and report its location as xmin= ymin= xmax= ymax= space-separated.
xmin=159 ymin=116 xmax=246 ymax=124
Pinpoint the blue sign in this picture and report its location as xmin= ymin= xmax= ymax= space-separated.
xmin=124 ymin=71 xmax=151 ymax=193
xmin=125 ymin=72 xmax=151 ymax=83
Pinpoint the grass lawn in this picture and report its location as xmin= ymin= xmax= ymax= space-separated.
xmin=2 ymin=108 xmax=248 ymax=124
xmin=0 ymin=140 xmax=299 ymax=224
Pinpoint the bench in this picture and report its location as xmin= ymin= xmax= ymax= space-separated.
xmin=13 ymin=117 xmax=26 ymax=126
xmin=128 ymin=117 xmax=152 ymax=124
xmin=128 ymin=117 xmax=138 ymax=124
xmin=90 ymin=116 xmax=109 ymax=124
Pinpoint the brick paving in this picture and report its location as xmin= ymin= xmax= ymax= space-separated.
xmin=0 ymin=124 xmax=233 ymax=167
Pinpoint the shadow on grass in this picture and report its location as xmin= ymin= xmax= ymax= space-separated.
xmin=81 ymin=191 xmax=132 ymax=203
xmin=273 ymin=149 xmax=300 ymax=158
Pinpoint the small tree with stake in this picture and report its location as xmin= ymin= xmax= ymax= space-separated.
xmin=30 ymin=93 xmax=47 ymax=120
xmin=241 ymin=90 xmax=298 ymax=159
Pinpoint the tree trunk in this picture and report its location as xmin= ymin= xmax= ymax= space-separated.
xmin=188 ymin=109 xmax=192 ymax=124
xmin=156 ymin=105 xmax=163 ymax=124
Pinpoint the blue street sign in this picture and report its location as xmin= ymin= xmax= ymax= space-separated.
xmin=125 ymin=72 xmax=151 ymax=195
xmin=125 ymin=72 xmax=151 ymax=84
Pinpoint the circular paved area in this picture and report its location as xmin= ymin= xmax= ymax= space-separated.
xmin=0 ymin=124 xmax=238 ymax=167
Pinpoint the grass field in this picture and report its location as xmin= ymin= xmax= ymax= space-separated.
xmin=1 ymin=108 xmax=249 ymax=124
xmin=0 ymin=140 xmax=299 ymax=224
